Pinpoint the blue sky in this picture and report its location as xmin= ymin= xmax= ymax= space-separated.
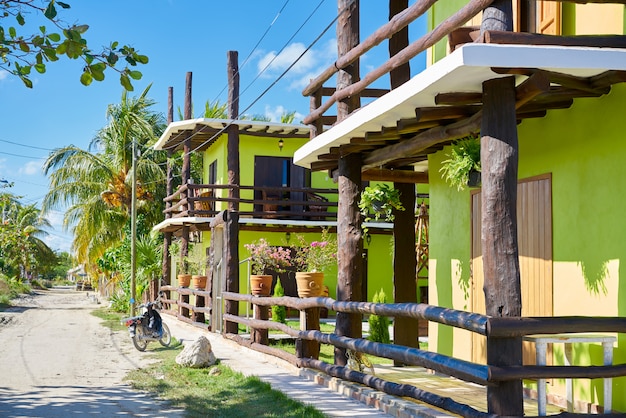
xmin=0 ymin=1 xmax=426 ymax=253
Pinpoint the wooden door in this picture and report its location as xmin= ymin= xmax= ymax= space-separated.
xmin=471 ymin=174 xmax=553 ymax=364
xmin=537 ymin=0 xmax=561 ymax=35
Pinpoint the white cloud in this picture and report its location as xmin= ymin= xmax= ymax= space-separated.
xmin=257 ymin=38 xmax=337 ymax=81
xmin=19 ymin=160 xmax=42 ymax=176
xmin=0 ymin=70 xmax=8 ymax=81
xmin=263 ymin=105 xmax=304 ymax=123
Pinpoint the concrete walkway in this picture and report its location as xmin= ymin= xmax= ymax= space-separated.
xmin=163 ymin=316 xmax=448 ymax=418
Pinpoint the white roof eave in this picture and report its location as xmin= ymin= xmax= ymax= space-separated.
xmin=294 ymin=43 xmax=626 ymax=168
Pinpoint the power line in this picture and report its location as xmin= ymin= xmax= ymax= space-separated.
xmin=0 ymin=138 xmax=55 ymax=151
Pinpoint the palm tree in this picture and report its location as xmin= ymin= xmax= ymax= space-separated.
xmin=42 ymin=85 xmax=166 ymax=267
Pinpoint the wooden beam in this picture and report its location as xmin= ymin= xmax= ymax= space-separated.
xmin=362 ymin=168 xmax=428 ymax=183
xmin=479 ymin=30 xmax=626 ymax=48
xmin=435 ymin=92 xmax=483 ymax=106
xmin=362 ymin=111 xmax=483 ymax=171
xmin=415 ymin=105 xmax=481 ymax=122
xmin=493 ymin=67 xmax=611 ymax=95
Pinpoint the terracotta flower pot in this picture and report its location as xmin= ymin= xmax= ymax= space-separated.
xmin=177 ymin=274 xmax=191 ymax=288
xmin=250 ymin=275 xmax=273 ymax=296
xmin=296 ymin=272 xmax=324 ymax=298
xmin=192 ymin=275 xmax=207 ymax=289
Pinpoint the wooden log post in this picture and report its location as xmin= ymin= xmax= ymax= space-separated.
xmin=193 ymin=293 xmax=205 ymax=324
xmin=180 ymin=72 xmax=193 ymax=273
xmin=161 ymin=86 xmax=175 ymax=307
xmin=335 ymin=153 xmax=364 ymax=366
xmin=296 ymin=307 xmax=321 ymax=359
xmin=224 ymin=51 xmax=241 ymax=335
xmin=389 ymin=0 xmax=420 ymax=363
xmin=481 ymin=75 xmax=523 ymax=415
xmin=252 ymin=300 xmax=269 ymax=346
xmin=179 ymin=291 xmax=190 ymax=318
xmin=334 ymin=0 xmax=362 ymax=367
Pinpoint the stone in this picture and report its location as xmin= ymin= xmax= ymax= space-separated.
xmin=175 ymin=336 xmax=217 ymax=368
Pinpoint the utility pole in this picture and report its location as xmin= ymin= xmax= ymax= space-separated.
xmin=130 ymin=139 xmax=138 ymax=316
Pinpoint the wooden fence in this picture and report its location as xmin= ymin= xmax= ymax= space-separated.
xmin=159 ymin=285 xmax=626 ymax=417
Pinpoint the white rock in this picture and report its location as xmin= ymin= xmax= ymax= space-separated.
xmin=175 ymin=336 xmax=217 ymax=368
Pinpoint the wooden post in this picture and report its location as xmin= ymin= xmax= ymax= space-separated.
xmin=161 ymin=86 xmax=174 ymax=303
xmin=181 ymin=72 xmax=193 ymax=267
xmin=481 ymin=76 xmax=523 ymax=415
xmin=481 ymin=0 xmax=513 ymax=35
xmin=224 ymin=51 xmax=240 ymax=334
xmin=179 ymin=292 xmax=190 ymax=318
xmin=389 ymin=0 xmax=419 ymax=362
xmin=335 ymin=153 xmax=363 ymax=366
xmin=336 ymin=0 xmax=360 ymax=120
xmin=193 ymin=292 xmax=205 ymax=324
xmin=252 ymin=300 xmax=269 ymax=346
xmin=296 ymin=307 xmax=320 ymax=359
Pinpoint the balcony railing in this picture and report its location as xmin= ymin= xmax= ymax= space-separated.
xmin=164 ymin=183 xmax=339 ymax=222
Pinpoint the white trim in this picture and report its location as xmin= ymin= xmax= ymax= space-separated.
xmin=294 ymin=43 xmax=626 ymax=168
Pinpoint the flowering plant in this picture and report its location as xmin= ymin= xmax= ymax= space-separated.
xmin=244 ymin=238 xmax=291 ymax=275
xmin=293 ymin=229 xmax=337 ymax=273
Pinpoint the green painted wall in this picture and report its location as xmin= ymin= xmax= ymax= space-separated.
xmin=430 ymin=84 xmax=626 ymax=410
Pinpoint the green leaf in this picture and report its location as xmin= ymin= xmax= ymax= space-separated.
xmin=16 ymin=13 xmax=25 ymax=26
xmin=47 ymin=33 xmax=61 ymax=42
xmin=111 ymin=41 xmax=119 ymax=49
xmin=21 ymin=76 xmax=33 ymax=88
xmin=40 ymin=26 xmax=47 ymax=34
xmin=57 ymin=2 xmax=71 ymax=9
xmin=91 ymin=62 xmax=106 ymax=72
xmin=43 ymin=47 xmax=58 ymax=61
xmin=33 ymin=35 xmax=44 ymax=47
xmin=34 ymin=63 xmax=46 ymax=74
xmin=9 ymin=27 xmax=16 ymax=38
xmin=128 ymin=70 xmax=142 ymax=80
xmin=80 ymin=71 xmax=92 ymax=86
xmin=44 ymin=2 xmax=57 ymax=19
xmin=119 ymin=74 xmax=133 ymax=91
xmin=74 ymin=24 xmax=89 ymax=34
xmin=106 ymin=52 xmax=118 ymax=66
xmin=35 ymin=52 xmax=43 ymax=64
xmin=91 ymin=68 xmax=104 ymax=81
xmin=56 ymin=41 xmax=67 ymax=55
xmin=136 ymin=54 xmax=149 ymax=64
xmin=19 ymin=41 xmax=29 ymax=53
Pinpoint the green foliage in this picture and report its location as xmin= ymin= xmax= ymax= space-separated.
xmin=126 ymin=350 xmax=325 ymax=418
xmin=0 ymin=0 xmax=148 ymax=89
xmin=439 ymin=134 xmax=481 ymax=191
xmin=271 ymin=279 xmax=287 ymax=324
xmin=292 ymin=229 xmax=337 ymax=273
xmin=358 ymin=184 xmax=405 ymax=232
xmin=0 ymin=275 xmax=31 ymax=306
xmin=368 ymin=288 xmax=390 ymax=344
xmin=184 ymin=243 xmax=206 ymax=275
xmin=42 ymin=86 xmax=167 ymax=266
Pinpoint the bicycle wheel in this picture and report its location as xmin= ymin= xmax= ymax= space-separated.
xmin=132 ymin=327 xmax=148 ymax=351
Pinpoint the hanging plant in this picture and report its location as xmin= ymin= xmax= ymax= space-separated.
xmin=439 ymin=134 xmax=481 ymax=191
xmin=358 ymin=184 xmax=405 ymax=225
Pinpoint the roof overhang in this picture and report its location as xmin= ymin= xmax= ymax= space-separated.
xmin=294 ymin=43 xmax=626 ymax=169
xmin=154 ymin=118 xmax=310 ymax=152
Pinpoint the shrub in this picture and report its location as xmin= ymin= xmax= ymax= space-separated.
xmin=271 ymin=280 xmax=287 ymax=324
xmin=368 ymin=288 xmax=390 ymax=344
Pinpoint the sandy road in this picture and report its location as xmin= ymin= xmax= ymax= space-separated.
xmin=0 ymin=288 xmax=183 ymax=418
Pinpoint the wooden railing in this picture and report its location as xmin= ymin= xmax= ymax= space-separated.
xmin=219 ymin=292 xmax=626 ymax=418
xmin=163 ymin=183 xmax=338 ymax=222
xmin=158 ymin=284 xmax=626 ymax=416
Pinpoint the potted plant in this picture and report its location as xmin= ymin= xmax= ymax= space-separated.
xmin=358 ymin=183 xmax=405 ymax=225
xmin=185 ymin=244 xmax=208 ymax=289
xmin=244 ymin=238 xmax=291 ymax=296
xmin=293 ymin=229 xmax=337 ymax=297
xmin=169 ymin=240 xmax=191 ymax=287
xmin=439 ymin=134 xmax=481 ymax=191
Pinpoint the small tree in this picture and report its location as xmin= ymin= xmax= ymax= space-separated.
xmin=368 ymin=288 xmax=390 ymax=344
xmin=271 ymin=279 xmax=287 ymax=324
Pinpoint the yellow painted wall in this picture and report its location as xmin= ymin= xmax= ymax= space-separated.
xmin=574 ymin=4 xmax=623 ymax=35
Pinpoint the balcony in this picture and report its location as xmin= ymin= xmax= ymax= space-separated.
xmin=157 ymin=183 xmax=339 ymax=233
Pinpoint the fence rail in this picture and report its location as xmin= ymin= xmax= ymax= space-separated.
xmin=160 ymin=284 xmax=626 ymax=417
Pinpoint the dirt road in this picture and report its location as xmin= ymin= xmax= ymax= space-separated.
xmin=0 ymin=288 xmax=183 ymax=418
